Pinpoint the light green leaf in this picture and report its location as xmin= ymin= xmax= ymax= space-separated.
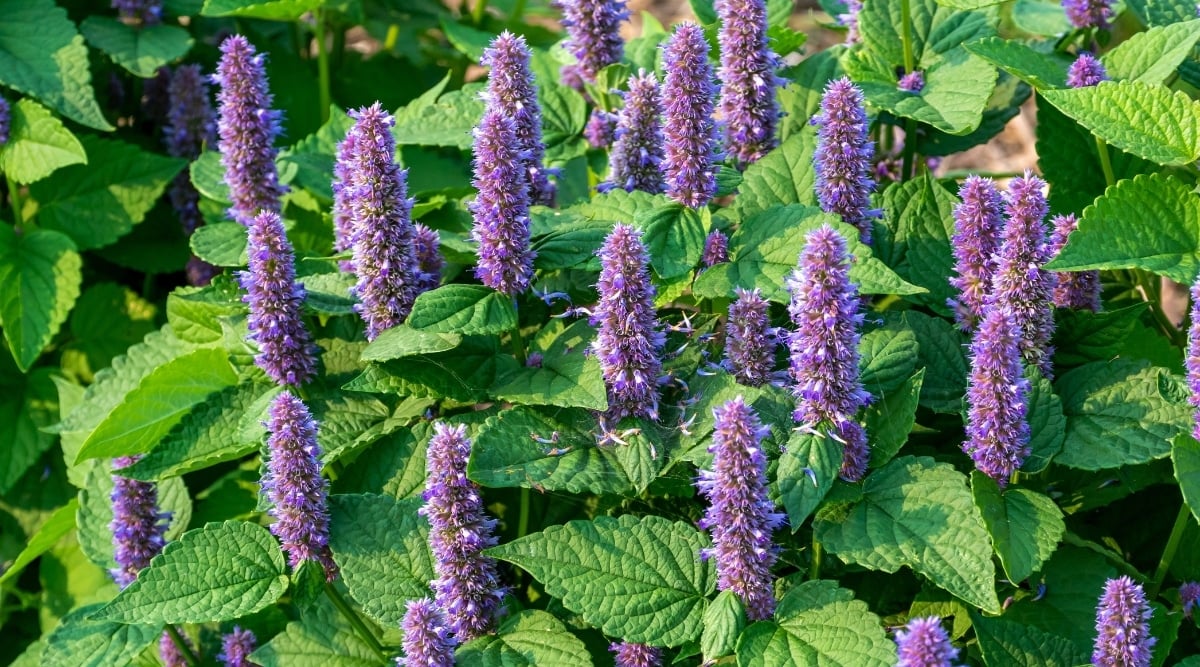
xmin=93 ymin=521 xmax=289 ymax=624
xmin=851 ymin=49 xmax=997 ymax=135
xmin=638 ymin=203 xmax=710 ymax=279
xmin=492 ymin=351 xmax=609 ymax=410
xmin=963 ymin=37 xmax=1069 ymax=89
xmin=456 ymin=609 xmax=593 ymax=666
xmin=778 ymin=49 xmax=843 ymax=141
xmin=0 ymin=227 xmax=82 ymax=371
xmin=1040 ymin=81 xmax=1200 ymax=166
xmin=439 ymin=18 xmax=493 ymax=61
xmin=874 ymin=174 xmax=960 ymax=314
xmin=0 ymin=98 xmax=86 ymax=184
xmin=970 ymin=472 xmax=1065 ymax=583
xmin=859 ymin=0 xmax=995 ymax=67
xmin=407 ymin=284 xmax=518 ymax=335
xmin=81 ymin=18 xmax=193 ymax=78
xmin=814 ymin=456 xmax=1001 ymax=613
xmin=251 ymin=596 xmax=388 ymax=667
xmin=1172 ymin=434 xmax=1200 ymax=524
xmin=859 ymin=324 xmax=920 ymax=396
xmin=776 ymin=430 xmax=841 ymax=528
xmin=934 ymin=0 xmax=1005 ymax=7
xmin=702 ymin=591 xmax=747 ymax=662
xmin=166 ymin=280 xmax=243 ymax=345
xmin=731 ymin=129 xmax=818 ymax=219
xmin=0 ymin=498 xmax=77 ymax=585
xmin=360 ymin=325 xmax=462 ymax=361
xmin=972 ymin=614 xmax=1089 ymax=667
xmin=346 ymin=338 xmax=514 ymax=403
xmin=76 ymin=462 xmax=192 ymax=571
xmin=190 ymin=222 xmax=248 ymax=267
xmin=1127 ymin=0 xmax=1199 ymax=26
xmin=40 ymin=604 xmax=160 ymax=667
xmin=190 ymin=150 xmax=231 ymax=203
xmin=1102 ymin=20 xmax=1200 ymax=85
xmin=487 ymin=514 xmax=716 ymax=647
xmin=392 ymin=84 xmax=485 ymax=150
xmin=1011 ymin=0 xmax=1071 ymax=35
xmin=865 ymin=369 xmax=925 ymax=467
xmin=201 ymin=0 xmax=323 ymax=19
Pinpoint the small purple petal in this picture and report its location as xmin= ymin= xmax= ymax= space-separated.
xmin=1092 ymin=576 xmax=1155 ymax=667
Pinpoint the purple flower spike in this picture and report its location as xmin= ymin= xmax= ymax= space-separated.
xmin=1068 ymin=53 xmax=1108 ymax=88
xmin=113 ymin=0 xmax=162 ymax=26
xmin=1092 ymin=576 xmax=1155 ymax=667
xmin=585 ymin=109 xmax=619 ymax=149
xmin=555 ymin=0 xmax=628 ymax=85
xmin=963 ymin=306 xmax=1031 ymax=485
xmin=698 ymin=397 xmax=784 ymax=620
xmin=218 ymin=627 xmax=259 ymax=667
xmin=1064 ymin=0 xmax=1112 ymax=29
xmin=414 ymin=223 xmax=444 ymax=294
xmin=0 ymin=96 xmax=9 ymax=146
xmin=787 ymin=225 xmax=871 ymax=482
xmin=482 ymin=32 xmax=555 ymax=206
xmin=990 ymin=171 xmax=1056 ymax=378
xmin=703 ymin=230 xmax=729 ymax=267
xmin=165 ymin=65 xmax=217 ymax=237
xmin=110 ymin=456 xmax=170 ymax=589
xmin=948 ymin=176 xmax=1004 ymax=331
xmin=716 ymin=0 xmax=781 ymax=166
xmin=898 ymin=70 xmax=925 ymax=93
xmin=602 ymin=70 xmax=666 ymax=194
xmin=896 ymin=617 xmax=960 ymax=667
xmin=470 ymin=108 xmax=535 ymax=296
xmin=1049 ymin=213 xmax=1101 ymax=311
xmin=1188 ymin=277 xmax=1200 ymax=440
xmin=839 ymin=0 xmax=863 ymax=44
xmin=422 ymin=423 xmax=505 ymax=641
xmin=610 ymin=642 xmax=663 ymax=667
xmin=214 ymin=35 xmax=286 ymax=227
xmin=1180 ymin=582 xmax=1200 ymax=618
xmin=159 ymin=631 xmax=194 ymax=667
xmin=399 ymin=598 xmax=455 ymax=667
xmin=332 ymin=120 xmax=359 ymax=265
xmin=725 ymin=287 xmax=774 ymax=387
xmin=813 ymin=77 xmax=880 ymax=244
xmin=591 ymin=224 xmax=665 ymax=422
xmin=239 ymin=210 xmax=318 ymax=386
xmin=662 ymin=23 xmax=721 ymax=208
xmin=263 ymin=392 xmax=337 ymax=579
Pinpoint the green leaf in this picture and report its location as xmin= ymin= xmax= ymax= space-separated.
xmin=336 ymin=422 xmax=430 ymax=500
xmin=346 ymin=338 xmax=514 ymax=403
xmin=1040 ymin=81 xmax=1200 ymax=166
xmin=778 ymin=49 xmax=843 ymax=141
xmin=865 ymin=369 xmax=925 ymax=467
xmin=532 ymin=215 xmax=608 ymax=270
xmin=859 ymin=0 xmax=995 ymax=67
xmin=0 ymin=498 xmax=76 ymax=585
xmin=777 ymin=430 xmax=841 ymax=528
xmin=0 ymin=227 xmax=82 ymax=371
xmin=278 ymin=109 xmax=355 ymax=201
xmin=850 ymin=48 xmax=997 ymax=134
xmin=251 ymin=596 xmax=388 ymax=667
xmin=1102 ymin=20 xmax=1200 ymax=85
xmin=0 ymin=0 xmax=111 ymax=130
xmin=74 ymin=348 xmax=238 ymax=462
xmin=1127 ymin=0 xmax=1200 ymax=26
xmin=873 ymin=174 xmax=959 ymax=314
xmin=638 ymin=203 xmax=710 ymax=279
xmin=972 ymin=614 xmax=1090 ymax=667
xmin=392 ymin=84 xmax=486 ymax=150
xmin=1173 ymin=434 xmax=1200 ymax=524
xmin=76 ymin=461 xmax=192 ymax=570
xmin=859 ymin=324 xmax=920 ymax=396
xmin=1054 ymin=360 xmax=1191 ymax=470
xmin=1004 ymin=544 xmax=1117 ymax=651
xmin=328 ymin=494 xmax=434 ymax=627
xmin=201 ymin=0 xmax=323 ymax=19
xmin=190 ymin=150 xmax=231 ymax=203
xmin=488 ymin=514 xmax=715 ymax=647
xmin=970 ymin=472 xmax=1065 ymax=583
xmin=735 ymin=580 xmax=897 ymax=666
xmin=456 ymin=609 xmax=593 ymax=666
xmin=917 ymin=71 xmax=1032 ymax=156
xmin=1052 ymin=304 xmax=1146 ymax=368
xmin=190 ymin=222 xmax=248 ymax=267
xmin=731 ymin=129 xmax=818 ymax=219
xmin=93 ymin=520 xmax=289 ymax=624
xmin=814 ymin=456 xmax=1001 ymax=612
xmin=1011 ymin=0 xmax=1071 ymax=34
xmin=963 ymin=37 xmax=1068 ymax=89
xmin=0 ymin=98 xmax=86 ymax=184
xmin=64 ymin=283 xmax=159 ymax=381
xmin=1044 ymin=174 xmax=1200 ymax=284
xmin=80 ymin=18 xmax=193 ymax=78
xmin=302 ymin=271 xmax=357 ymax=316
xmin=360 ymin=325 xmax=462 ymax=361
xmin=702 ymin=591 xmax=747 ymax=661
xmin=1023 ymin=372 xmax=1065 ymax=474
xmin=0 ymin=367 xmax=58 ymax=492
xmin=540 ymin=77 xmax=589 ymax=163
xmin=407 ymin=284 xmax=518 ymax=335
xmin=166 ymin=280 xmax=244 ymax=345
xmin=40 ymin=603 xmax=160 ymax=667
xmin=492 ymin=351 xmax=609 ymax=410
xmin=439 ymin=18 xmax=493 ymax=60
xmin=30 ymin=135 xmax=186 ymax=250
xmin=898 ymin=311 xmax=968 ymax=413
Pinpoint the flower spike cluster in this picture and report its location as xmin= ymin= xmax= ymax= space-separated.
xmin=963 ymin=306 xmax=1030 ymax=485
xmin=414 ymin=223 xmax=444 ymax=294
xmin=703 ymin=230 xmax=729 ymax=267
xmin=262 ymin=392 xmax=338 ymax=580
xmin=482 ymin=32 xmax=555 ymax=206
xmin=1187 ymin=276 xmax=1200 ymax=440
xmin=0 ymin=96 xmax=9 ymax=146
xmin=1068 ymin=53 xmax=1108 ymax=88
xmin=716 ymin=0 xmax=781 ymax=166
xmin=422 ymin=423 xmax=505 ymax=641
xmin=159 ymin=631 xmax=194 ymax=667
xmin=662 ymin=24 xmax=721 ymax=208
xmin=470 ymin=107 xmax=535 ymax=296
xmin=895 ymin=617 xmax=960 ymax=667
xmin=603 ymin=70 xmax=666 ymax=194
xmin=948 ymin=176 xmax=1004 ymax=331
xmin=1064 ymin=0 xmax=1112 ymax=29
xmin=399 ymin=598 xmax=455 ymax=667
xmin=110 ymin=456 xmax=170 ymax=589
xmin=787 ymin=225 xmax=871 ymax=481
xmin=331 ymin=124 xmax=359 ymax=263
xmin=610 ymin=642 xmax=663 ymax=667
xmin=1049 ymin=213 xmax=1101 ymax=311
xmin=218 ymin=627 xmax=259 ymax=667
xmin=697 ymin=397 xmax=784 ymax=620
xmin=591 ymin=224 xmax=665 ymax=422
xmin=813 ymin=77 xmax=880 ymax=243
xmin=555 ymin=0 xmax=628 ymax=85
xmin=164 ymin=65 xmax=217 ymax=237
xmin=239 ymin=210 xmax=318 ymax=386
xmin=725 ymin=287 xmax=774 ymax=387
xmin=1180 ymin=581 xmax=1200 ymax=618
xmin=1092 ymin=576 xmax=1155 ymax=667
xmin=585 ymin=109 xmax=618 ymax=148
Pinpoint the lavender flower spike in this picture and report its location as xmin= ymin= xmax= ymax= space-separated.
xmin=164 ymin=65 xmax=217 ymax=237
xmin=1180 ymin=581 xmax=1200 ymax=618
xmin=218 ymin=627 xmax=259 ymax=667
xmin=725 ymin=287 xmax=774 ymax=387
xmin=787 ymin=225 xmax=871 ymax=481
xmin=113 ymin=0 xmax=162 ymax=26
xmin=110 ymin=456 xmax=170 ymax=588
xmin=331 ymin=120 xmax=359 ymax=264
xmin=555 ymin=0 xmax=628 ymax=85
xmin=263 ymin=392 xmax=338 ymax=579
xmin=214 ymin=35 xmax=286 ymax=226
xmin=239 ymin=210 xmax=318 ymax=386
xmin=813 ymin=77 xmax=880 ymax=243
xmin=662 ymin=23 xmax=721 ymax=208
xmin=948 ymin=176 xmax=1004 ymax=331
xmin=610 ymin=642 xmax=663 ymax=667
xmin=963 ymin=306 xmax=1031 ymax=485
xmin=1064 ymin=0 xmax=1112 ymax=29
xmin=1068 ymin=53 xmax=1108 ymax=88
xmin=482 ymin=32 xmax=555 ymax=206
xmin=698 ymin=397 xmax=784 ymax=620
xmin=585 ymin=109 xmax=618 ymax=149
xmin=0 ymin=95 xmax=9 ymax=147
xmin=602 ymin=70 xmax=666 ymax=194
xmin=716 ymin=0 xmax=781 ymax=166
xmin=896 ymin=617 xmax=960 ymax=667
xmin=470 ymin=108 xmax=535 ymax=296
xmin=414 ymin=223 xmax=444 ymax=294
xmin=1187 ymin=276 xmax=1200 ymax=440
xmin=159 ymin=631 xmax=195 ymax=667
xmin=839 ymin=0 xmax=863 ymax=44
xmin=1092 ymin=576 xmax=1155 ymax=667
xmin=591 ymin=224 xmax=665 ymax=422
xmin=399 ymin=598 xmax=455 ymax=667
xmin=702 ymin=229 xmax=729 ymax=267
xmin=898 ymin=70 xmax=925 ymax=93
xmin=1049 ymin=213 xmax=1101 ymax=311
xmin=422 ymin=423 xmax=505 ymax=641
xmin=989 ymin=171 xmax=1057 ymax=378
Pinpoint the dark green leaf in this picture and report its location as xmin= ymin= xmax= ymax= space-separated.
xmin=408 ymin=284 xmax=518 ymax=335
xmin=874 ymin=174 xmax=959 ymax=314
xmin=972 ymin=614 xmax=1089 ymax=667
xmin=40 ymin=604 xmax=159 ymax=667
xmin=80 ymin=18 xmax=193 ymax=78
xmin=865 ymin=369 xmax=924 ymax=468
xmin=638 ymin=203 xmax=710 ymax=279
xmin=492 ymin=350 xmax=608 ymax=410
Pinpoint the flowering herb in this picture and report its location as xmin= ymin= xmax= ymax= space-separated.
xmin=1092 ymin=576 xmax=1155 ymax=667
xmin=602 ymin=69 xmax=666 ymax=194
xmin=662 ymin=23 xmax=721 ymax=208
xmin=813 ymin=77 xmax=880 ymax=243
xmin=715 ymin=0 xmax=781 ymax=166
xmin=895 ymin=616 xmax=959 ymax=667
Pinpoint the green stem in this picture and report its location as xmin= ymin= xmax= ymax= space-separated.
xmin=509 ymin=0 xmax=527 ymax=23
xmin=315 ymin=11 xmax=331 ymax=123
xmin=517 ymin=487 xmax=531 ymax=538
xmin=1140 ymin=273 xmax=1185 ymax=347
xmin=510 ymin=299 xmax=527 ymax=364
xmin=164 ymin=625 xmax=200 ymax=667
xmin=471 ymin=0 xmax=489 ymax=26
xmin=900 ymin=0 xmax=915 ymax=74
xmin=901 ymin=117 xmax=917 ymax=181
xmin=7 ymin=175 xmax=23 ymax=229
xmin=1148 ymin=502 xmax=1192 ymax=599
xmin=325 ymin=583 xmax=387 ymax=660
xmin=1094 ymin=136 xmax=1116 ymax=188
xmin=809 ymin=536 xmax=822 ymax=581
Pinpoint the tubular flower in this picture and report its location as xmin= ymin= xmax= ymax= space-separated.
xmin=164 ymin=65 xmax=216 ymax=237
xmin=1064 ymin=0 xmax=1112 ymax=29
xmin=331 ymin=120 xmax=359 ymax=263
xmin=698 ymin=397 xmax=784 ymax=620
xmin=895 ymin=617 xmax=960 ymax=667
xmin=839 ymin=0 xmax=863 ymax=44
xmin=263 ymin=392 xmax=338 ymax=579
xmin=346 ymin=104 xmax=419 ymax=340
xmin=214 ymin=35 xmax=286 ymax=226
xmin=218 ymin=627 xmax=259 ymax=667
xmin=662 ymin=23 xmax=721 ymax=208
xmin=948 ymin=176 xmax=1004 ymax=331
xmin=0 ymin=95 xmax=8 ymax=146
xmin=716 ymin=0 xmax=781 ymax=166
xmin=610 ymin=643 xmax=663 ymax=667
xmin=399 ymin=598 xmax=456 ymax=667
xmin=239 ymin=210 xmax=318 ymax=386
xmin=1187 ymin=276 xmax=1200 ymax=440
xmin=110 ymin=456 xmax=170 ymax=589
xmin=813 ymin=77 xmax=880 ymax=243
xmin=898 ymin=70 xmax=925 ymax=93
xmin=469 ymin=108 xmax=535 ymax=296
xmin=585 ymin=109 xmax=619 ymax=149
xmin=414 ymin=223 xmax=444 ymax=294
xmin=1180 ymin=582 xmax=1200 ymax=618
xmin=1048 ymin=213 xmax=1101 ymax=311
xmin=482 ymin=32 xmax=555 ymax=206
xmin=725 ymin=288 xmax=774 ymax=387
xmin=591 ymin=224 xmax=665 ymax=422
xmin=1092 ymin=576 xmax=1155 ymax=667
xmin=555 ymin=0 xmax=628 ymax=85
xmin=159 ymin=631 xmax=195 ymax=667
xmin=1068 ymin=53 xmax=1108 ymax=88
xmin=422 ymin=423 xmax=505 ymax=641
xmin=702 ymin=230 xmax=729 ymax=267
xmin=113 ymin=0 xmax=162 ymax=26
xmin=787 ymin=225 xmax=871 ymax=481
xmin=990 ymin=172 xmax=1057 ymax=378
xmin=963 ymin=306 xmax=1031 ymax=485
xmin=602 ymin=70 xmax=666 ymax=194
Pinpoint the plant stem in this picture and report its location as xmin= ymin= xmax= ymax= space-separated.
xmin=1138 ymin=273 xmax=1185 ymax=347
xmin=325 ymin=582 xmax=387 ymax=660
xmin=810 ymin=536 xmax=822 ymax=581
xmin=7 ymin=175 xmax=23 ymax=229
xmin=315 ymin=10 xmax=331 ymax=124
xmin=1148 ymin=502 xmax=1193 ymax=599
xmin=510 ymin=299 xmax=527 ymax=364
xmin=517 ymin=487 xmax=531 ymax=538
xmin=164 ymin=624 xmax=200 ymax=667
xmin=900 ymin=0 xmax=916 ymax=74
xmin=509 ymin=0 xmax=527 ymax=24
xmin=471 ymin=0 xmax=489 ymax=26
xmin=901 ymin=117 xmax=917 ymax=180
xmin=1094 ymin=136 xmax=1116 ymax=188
